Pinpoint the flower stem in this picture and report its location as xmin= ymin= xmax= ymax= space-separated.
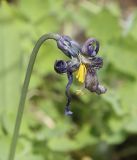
xmin=8 ymin=33 xmax=60 ymax=160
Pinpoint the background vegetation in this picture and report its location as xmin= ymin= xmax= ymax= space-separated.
xmin=0 ymin=0 xmax=137 ymax=159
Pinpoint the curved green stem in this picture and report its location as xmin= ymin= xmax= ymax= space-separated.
xmin=8 ymin=33 xmax=60 ymax=160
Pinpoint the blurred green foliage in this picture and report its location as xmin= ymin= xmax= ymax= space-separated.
xmin=1 ymin=0 xmax=137 ymax=160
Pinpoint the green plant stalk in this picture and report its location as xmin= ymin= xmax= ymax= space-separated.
xmin=8 ymin=33 xmax=60 ymax=160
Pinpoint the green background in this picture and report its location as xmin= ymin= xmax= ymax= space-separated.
xmin=1 ymin=0 xmax=137 ymax=159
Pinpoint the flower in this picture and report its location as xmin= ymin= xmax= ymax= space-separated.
xmin=55 ymin=35 xmax=107 ymax=115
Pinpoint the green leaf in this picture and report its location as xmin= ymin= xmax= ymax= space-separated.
xmin=102 ymin=90 xmax=124 ymax=116
xmin=18 ymin=0 xmax=50 ymax=22
xmin=0 ymin=1 xmax=14 ymax=21
xmin=119 ymin=82 xmax=137 ymax=111
xmin=0 ymin=136 xmax=11 ymax=160
xmin=48 ymin=136 xmax=79 ymax=152
xmin=129 ymin=13 xmax=137 ymax=41
xmin=75 ymin=125 xmax=98 ymax=148
xmin=104 ymin=39 xmax=137 ymax=77
xmin=0 ymin=21 xmax=22 ymax=134
xmin=118 ymin=82 xmax=137 ymax=133
xmin=101 ymin=132 xmax=125 ymax=145
xmin=87 ymin=9 xmax=121 ymax=41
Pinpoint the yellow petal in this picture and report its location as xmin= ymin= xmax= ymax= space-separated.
xmin=79 ymin=65 xmax=84 ymax=82
xmin=76 ymin=70 xmax=80 ymax=78
xmin=76 ymin=64 xmax=87 ymax=83
xmin=76 ymin=64 xmax=82 ymax=78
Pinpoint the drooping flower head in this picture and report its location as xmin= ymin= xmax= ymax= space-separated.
xmin=54 ymin=35 xmax=107 ymax=115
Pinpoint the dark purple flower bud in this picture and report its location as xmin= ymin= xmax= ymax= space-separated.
xmin=57 ymin=35 xmax=81 ymax=58
xmin=54 ymin=60 xmax=67 ymax=74
xmin=81 ymin=38 xmax=100 ymax=57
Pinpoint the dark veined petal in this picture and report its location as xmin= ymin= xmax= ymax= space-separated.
xmin=57 ymin=35 xmax=81 ymax=58
xmin=81 ymin=38 xmax=100 ymax=57
xmin=54 ymin=60 xmax=67 ymax=74
xmin=90 ymin=56 xmax=103 ymax=69
xmin=85 ymin=68 xmax=107 ymax=94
